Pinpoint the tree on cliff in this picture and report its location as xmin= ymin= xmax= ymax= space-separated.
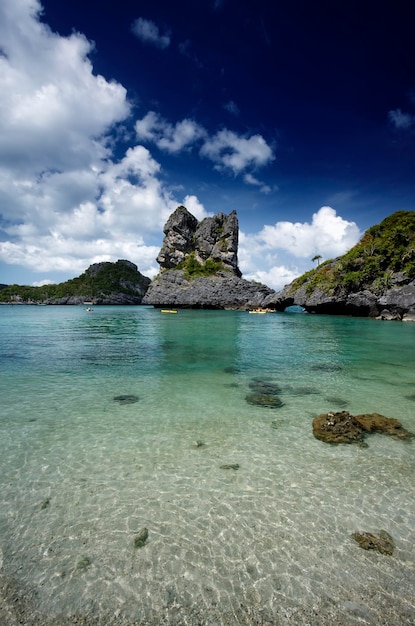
xmin=311 ymin=254 xmax=322 ymax=266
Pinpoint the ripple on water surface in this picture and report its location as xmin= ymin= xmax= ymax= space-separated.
xmin=0 ymin=306 xmax=414 ymax=625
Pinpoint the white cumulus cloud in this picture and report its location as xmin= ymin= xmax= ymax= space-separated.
xmin=135 ymin=112 xmax=206 ymax=153
xmin=0 ymin=0 xmax=210 ymax=283
xmin=244 ymin=266 xmax=301 ymax=291
xmin=135 ymin=112 xmax=274 ymax=178
xmin=201 ymin=130 xmax=274 ymax=174
xmin=238 ymin=208 xmax=361 ymax=290
xmin=0 ymin=0 xmax=129 ymax=181
xmin=258 ymin=207 xmax=361 ymax=259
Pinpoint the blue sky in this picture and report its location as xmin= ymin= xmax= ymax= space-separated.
xmin=1 ymin=0 xmax=414 ymax=290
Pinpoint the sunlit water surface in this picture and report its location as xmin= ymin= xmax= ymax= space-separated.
xmin=0 ymin=305 xmax=414 ymax=625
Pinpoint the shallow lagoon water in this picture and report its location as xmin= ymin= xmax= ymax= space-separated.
xmin=0 ymin=305 xmax=414 ymax=625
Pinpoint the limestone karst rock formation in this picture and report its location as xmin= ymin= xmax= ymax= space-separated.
xmin=143 ymin=206 xmax=275 ymax=309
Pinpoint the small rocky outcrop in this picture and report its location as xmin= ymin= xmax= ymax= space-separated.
xmin=143 ymin=206 xmax=276 ymax=309
xmin=312 ymin=410 xmax=414 ymax=444
xmin=312 ymin=411 xmax=364 ymax=444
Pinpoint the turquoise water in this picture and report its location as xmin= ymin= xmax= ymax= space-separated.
xmin=0 ymin=305 xmax=414 ymax=625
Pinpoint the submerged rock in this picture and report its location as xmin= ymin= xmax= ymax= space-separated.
xmin=354 ymin=412 xmax=414 ymax=440
xmin=312 ymin=410 xmax=414 ymax=444
xmin=133 ymin=527 xmax=149 ymax=548
xmin=324 ymin=396 xmax=349 ymax=408
xmin=248 ymin=380 xmax=282 ymax=395
xmin=75 ymin=556 xmax=91 ymax=571
xmin=313 ymin=411 xmax=363 ymax=444
xmin=245 ymin=392 xmax=284 ymax=408
xmin=311 ymin=363 xmax=343 ymax=372
xmin=113 ymin=394 xmax=139 ymax=405
xmin=352 ymin=530 xmax=395 ymax=555
xmin=285 ymin=385 xmax=319 ymax=396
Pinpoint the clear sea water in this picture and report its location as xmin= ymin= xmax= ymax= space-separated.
xmin=0 ymin=305 xmax=414 ymax=625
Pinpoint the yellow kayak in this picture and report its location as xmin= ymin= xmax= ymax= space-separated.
xmin=161 ymin=309 xmax=178 ymax=314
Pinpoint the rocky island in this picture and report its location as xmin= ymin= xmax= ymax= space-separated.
xmin=0 ymin=259 xmax=150 ymax=305
xmin=265 ymin=210 xmax=415 ymax=320
xmin=2 ymin=207 xmax=415 ymax=317
xmin=142 ymin=205 xmax=275 ymax=309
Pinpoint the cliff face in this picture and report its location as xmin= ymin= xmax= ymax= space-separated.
xmin=156 ymin=205 xmax=241 ymax=276
xmin=143 ymin=270 xmax=274 ymax=309
xmin=143 ymin=206 xmax=274 ymax=308
xmin=264 ymin=211 xmax=415 ymax=320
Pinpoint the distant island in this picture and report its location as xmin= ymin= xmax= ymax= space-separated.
xmin=1 ymin=208 xmax=415 ymax=319
xmin=0 ymin=259 xmax=150 ymax=305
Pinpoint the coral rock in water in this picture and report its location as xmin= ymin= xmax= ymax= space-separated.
xmin=312 ymin=410 xmax=414 ymax=444
xmin=352 ymin=530 xmax=395 ymax=555
xmin=134 ymin=527 xmax=149 ymax=548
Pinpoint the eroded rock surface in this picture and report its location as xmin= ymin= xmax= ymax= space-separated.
xmin=352 ymin=530 xmax=395 ymax=555
xmin=312 ymin=410 xmax=414 ymax=444
xmin=143 ymin=206 xmax=276 ymax=308
xmin=156 ymin=206 xmax=241 ymax=275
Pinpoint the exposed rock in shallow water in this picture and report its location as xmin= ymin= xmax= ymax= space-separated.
xmin=312 ymin=411 xmax=363 ymax=444
xmin=354 ymin=412 xmax=414 ymax=440
xmin=352 ymin=530 xmax=395 ymax=555
xmin=312 ymin=410 xmax=414 ymax=444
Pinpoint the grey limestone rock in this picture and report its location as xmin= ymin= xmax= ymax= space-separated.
xmin=156 ymin=205 xmax=241 ymax=275
xmin=157 ymin=206 xmax=198 ymax=269
xmin=143 ymin=206 xmax=275 ymax=308
xmin=143 ymin=269 xmax=274 ymax=309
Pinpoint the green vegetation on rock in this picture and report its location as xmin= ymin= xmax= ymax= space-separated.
xmin=176 ymin=252 xmax=227 ymax=280
xmin=290 ymin=211 xmax=415 ymax=296
xmin=0 ymin=260 xmax=150 ymax=303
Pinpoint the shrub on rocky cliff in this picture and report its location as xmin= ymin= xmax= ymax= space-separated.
xmin=290 ymin=210 xmax=415 ymax=297
xmin=176 ymin=253 xmax=227 ymax=279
